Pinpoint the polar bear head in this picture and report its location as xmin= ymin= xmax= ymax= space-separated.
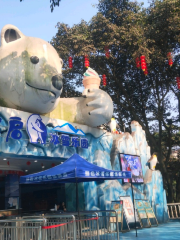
xmin=0 ymin=24 xmax=63 ymax=114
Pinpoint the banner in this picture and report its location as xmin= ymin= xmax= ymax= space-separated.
xmin=110 ymin=201 xmax=123 ymax=223
xmin=120 ymin=196 xmax=139 ymax=223
xmin=5 ymin=114 xmax=89 ymax=148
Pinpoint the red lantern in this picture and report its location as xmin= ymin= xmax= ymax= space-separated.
xmin=84 ymin=55 xmax=89 ymax=68
xmin=0 ymin=170 xmax=2 ymax=174
xmin=167 ymin=52 xmax=171 ymax=59
xmin=140 ymin=55 xmax=147 ymax=71
xmin=102 ymin=74 xmax=107 ymax=87
xmin=68 ymin=56 xmax=73 ymax=69
xmin=169 ymin=60 xmax=173 ymax=67
xmin=51 ymin=163 xmax=55 ymax=167
xmin=106 ymin=52 xmax=110 ymax=58
xmin=135 ymin=57 xmax=140 ymax=68
xmin=26 ymin=161 xmax=31 ymax=166
xmin=140 ymin=55 xmax=146 ymax=60
xmin=7 ymin=161 xmax=10 ymax=166
xmin=144 ymin=70 xmax=148 ymax=76
xmin=176 ymin=77 xmax=180 ymax=90
xmin=141 ymin=65 xmax=146 ymax=71
xmin=104 ymin=46 xmax=110 ymax=59
xmin=167 ymin=52 xmax=173 ymax=67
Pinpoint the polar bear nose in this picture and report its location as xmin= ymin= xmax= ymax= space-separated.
xmin=52 ymin=74 xmax=63 ymax=90
xmin=30 ymin=56 xmax=39 ymax=64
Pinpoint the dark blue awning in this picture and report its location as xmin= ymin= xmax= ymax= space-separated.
xmin=20 ymin=153 xmax=131 ymax=184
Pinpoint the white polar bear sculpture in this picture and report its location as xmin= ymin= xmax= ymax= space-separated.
xmin=0 ymin=24 xmax=113 ymax=127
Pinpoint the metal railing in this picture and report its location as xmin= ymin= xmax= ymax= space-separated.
xmin=0 ymin=210 xmax=120 ymax=240
xmin=167 ymin=203 xmax=180 ymax=219
xmin=39 ymin=214 xmax=76 ymax=240
xmin=74 ymin=212 xmax=99 ymax=240
xmin=0 ymin=218 xmax=45 ymax=240
xmin=73 ymin=210 xmax=119 ymax=240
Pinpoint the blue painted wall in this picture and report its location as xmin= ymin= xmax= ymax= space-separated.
xmin=0 ymin=113 xmax=169 ymax=223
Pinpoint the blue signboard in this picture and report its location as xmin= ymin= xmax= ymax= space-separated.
xmin=6 ymin=117 xmax=23 ymax=142
xmin=5 ymin=114 xmax=88 ymax=148
xmin=26 ymin=114 xmax=47 ymax=144
xmin=25 ymin=170 xmax=131 ymax=183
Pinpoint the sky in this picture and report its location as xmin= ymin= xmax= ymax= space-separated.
xmin=0 ymin=0 xmax=177 ymax=124
xmin=0 ymin=0 xmax=149 ymax=42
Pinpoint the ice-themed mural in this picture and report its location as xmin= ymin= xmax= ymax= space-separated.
xmin=0 ymin=24 xmax=168 ymax=223
xmin=0 ymin=109 xmax=169 ymax=223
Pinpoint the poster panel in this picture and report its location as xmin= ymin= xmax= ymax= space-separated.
xmin=135 ymin=200 xmax=147 ymax=219
xmin=143 ymin=200 xmax=155 ymax=218
xmin=119 ymin=154 xmax=143 ymax=183
xmin=110 ymin=201 xmax=123 ymax=223
xmin=120 ymin=196 xmax=139 ymax=223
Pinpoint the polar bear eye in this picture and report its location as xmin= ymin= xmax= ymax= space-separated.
xmin=4 ymin=29 xmax=21 ymax=43
xmin=30 ymin=56 xmax=39 ymax=64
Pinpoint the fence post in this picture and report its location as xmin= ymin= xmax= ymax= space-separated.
xmin=167 ymin=205 xmax=170 ymax=218
xmin=38 ymin=226 xmax=42 ymax=240
xmin=95 ymin=212 xmax=100 ymax=240
xmin=72 ymin=215 xmax=76 ymax=240
xmin=42 ymin=218 xmax=47 ymax=240
xmin=115 ymin=210 xmax=120 ymax=240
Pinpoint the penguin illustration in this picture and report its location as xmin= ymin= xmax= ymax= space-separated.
xmin=147 ymin=152 xmax=158 ymax=171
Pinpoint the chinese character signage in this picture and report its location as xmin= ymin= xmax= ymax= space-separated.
xmin=120 ymin=196 xmax=139 ymax=223
xmin=5 ymin=114 xmax=88 ymax=149
xmin=84 ymin=170 xmax=130 ymax=178
xmin=6 ymin=117 xmax=23 ymax=142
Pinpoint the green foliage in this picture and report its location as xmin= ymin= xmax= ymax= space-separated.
xmin=51 ymin=0 xmax=180 ymax=201
xmin=20 ymin=0 xmax=61 ymax=12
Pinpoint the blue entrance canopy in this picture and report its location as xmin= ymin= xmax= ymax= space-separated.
xmin=20 ymin=153 xmax=131 ymax=184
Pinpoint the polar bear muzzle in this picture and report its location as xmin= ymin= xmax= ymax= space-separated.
xmin=52 ymin=74 xmax=63 ymax=90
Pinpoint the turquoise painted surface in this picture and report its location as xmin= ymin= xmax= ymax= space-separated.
xmin=113 ymin=220 xmax=180 ymax=240
xmin=0 ymin=114 xmax=168 ymax=223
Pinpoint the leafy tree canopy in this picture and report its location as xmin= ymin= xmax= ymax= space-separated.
xmin=51 ymin=0 xmax=180 ymax=202
xmin=20 ymin=0 xmax=61 ymax=12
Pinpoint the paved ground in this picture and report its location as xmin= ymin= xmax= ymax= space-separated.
xmin=119 ymin=220 xmax=180 ymax=240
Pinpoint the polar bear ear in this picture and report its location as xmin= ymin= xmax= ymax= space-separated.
xmin=1 ymin=24 xmax=25 ymax=46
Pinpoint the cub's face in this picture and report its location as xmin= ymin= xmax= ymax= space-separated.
xmin=0 ymin=24 xmax=63 ymax=114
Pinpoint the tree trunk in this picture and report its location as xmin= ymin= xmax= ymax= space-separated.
xmin=167 ymin=181 xmax=174 ymax=203
xmin=176 ymin=176 xmax=180 ymax=202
